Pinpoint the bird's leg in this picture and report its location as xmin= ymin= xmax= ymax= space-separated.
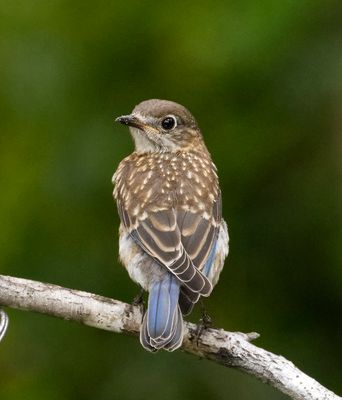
xmin=199 ymin=299 xmax=213 ymax=328
xmin=195 ymin=300 xmax=213 ymax=346
xmin=132 ymin=286 xmax=145 ymax=307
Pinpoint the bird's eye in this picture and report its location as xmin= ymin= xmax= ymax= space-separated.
xmin=161 ymin=116 xmax=177 ymax=131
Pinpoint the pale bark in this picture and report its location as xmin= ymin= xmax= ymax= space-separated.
xmin=0 ymin=274 xmax=340 ymax=400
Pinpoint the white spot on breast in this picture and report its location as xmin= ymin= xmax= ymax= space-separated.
xmin=145 ymin=188 xmax=152 ymax=200
xmin=132 ymin=206 xmax=140 ymax=216
xmin=202 ymin=211 xmax=210 ymax=219
xmin=198 ymin=202 xmax=205 ymax=210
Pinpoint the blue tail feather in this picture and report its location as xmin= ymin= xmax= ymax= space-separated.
xmin=140 ymin=274 xmax=184 ymax=352
xmin=147 ymin=280 xmax=171 ymax=338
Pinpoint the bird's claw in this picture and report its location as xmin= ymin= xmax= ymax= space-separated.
xmin=132 ymin=287 xmax=145 ymax=308
xmin=195 ymin=304 xmax=213 ymax=346
xmin=200 ymin=311 xmax=213 ymax=329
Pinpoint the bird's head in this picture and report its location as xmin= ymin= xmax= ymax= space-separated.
xmin=115 ymin=99 xmax=206 ymax=153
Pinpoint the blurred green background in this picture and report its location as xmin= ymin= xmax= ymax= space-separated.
xmin=0 ymin=1 xmax=341 ymax=399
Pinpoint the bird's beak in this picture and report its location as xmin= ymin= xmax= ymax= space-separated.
xmin=115 ymin=114 xmax=146 ymax=131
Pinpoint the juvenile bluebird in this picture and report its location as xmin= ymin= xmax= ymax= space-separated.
xmin=113 ymin=99 xmax=229 ymax=352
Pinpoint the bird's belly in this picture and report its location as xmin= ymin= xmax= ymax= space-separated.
xmin=119 ymin=226 xmax=167 ymax=291
xmin=206 ymin=220 xmax=229 ymax=286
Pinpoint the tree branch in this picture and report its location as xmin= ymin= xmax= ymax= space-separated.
xmin=0 ymin=274 xmax=340 ymax=400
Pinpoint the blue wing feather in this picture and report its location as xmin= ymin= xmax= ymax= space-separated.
xmin=202 ymin=238 xmax=217 ymax=277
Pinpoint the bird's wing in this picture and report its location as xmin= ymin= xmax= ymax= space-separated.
xmin=117 ymin=198 xmax=221 ymax=297
xmin=177 ymin=193 xmax=221 ymax=272
xmin=177 ymin=194 xmax=221 ymax=314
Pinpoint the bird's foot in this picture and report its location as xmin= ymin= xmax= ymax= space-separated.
xmin=195 ymin=302 xmax=213 ymax=346
xmin=199 ymin=310 xmax=213 ymax=329
xmin=132 ymin=287 xmax=145 ymax=308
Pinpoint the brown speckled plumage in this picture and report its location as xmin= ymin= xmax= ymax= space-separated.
xmin=114 ymin=150 xmax=219 ymax=220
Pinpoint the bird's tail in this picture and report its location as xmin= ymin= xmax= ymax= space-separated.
xmin=140 ymin=273 xmax=183 ymax=352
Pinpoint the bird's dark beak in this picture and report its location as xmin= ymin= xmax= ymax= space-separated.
xmin=115 ymin=114 xmax=145 ymax=130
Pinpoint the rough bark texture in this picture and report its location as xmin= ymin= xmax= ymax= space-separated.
xmin=0 ymin=274 xmax=340 ymax=400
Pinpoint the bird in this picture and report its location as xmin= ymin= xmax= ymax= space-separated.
xmin=113 ymin=99 xmax=229 ymax=352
